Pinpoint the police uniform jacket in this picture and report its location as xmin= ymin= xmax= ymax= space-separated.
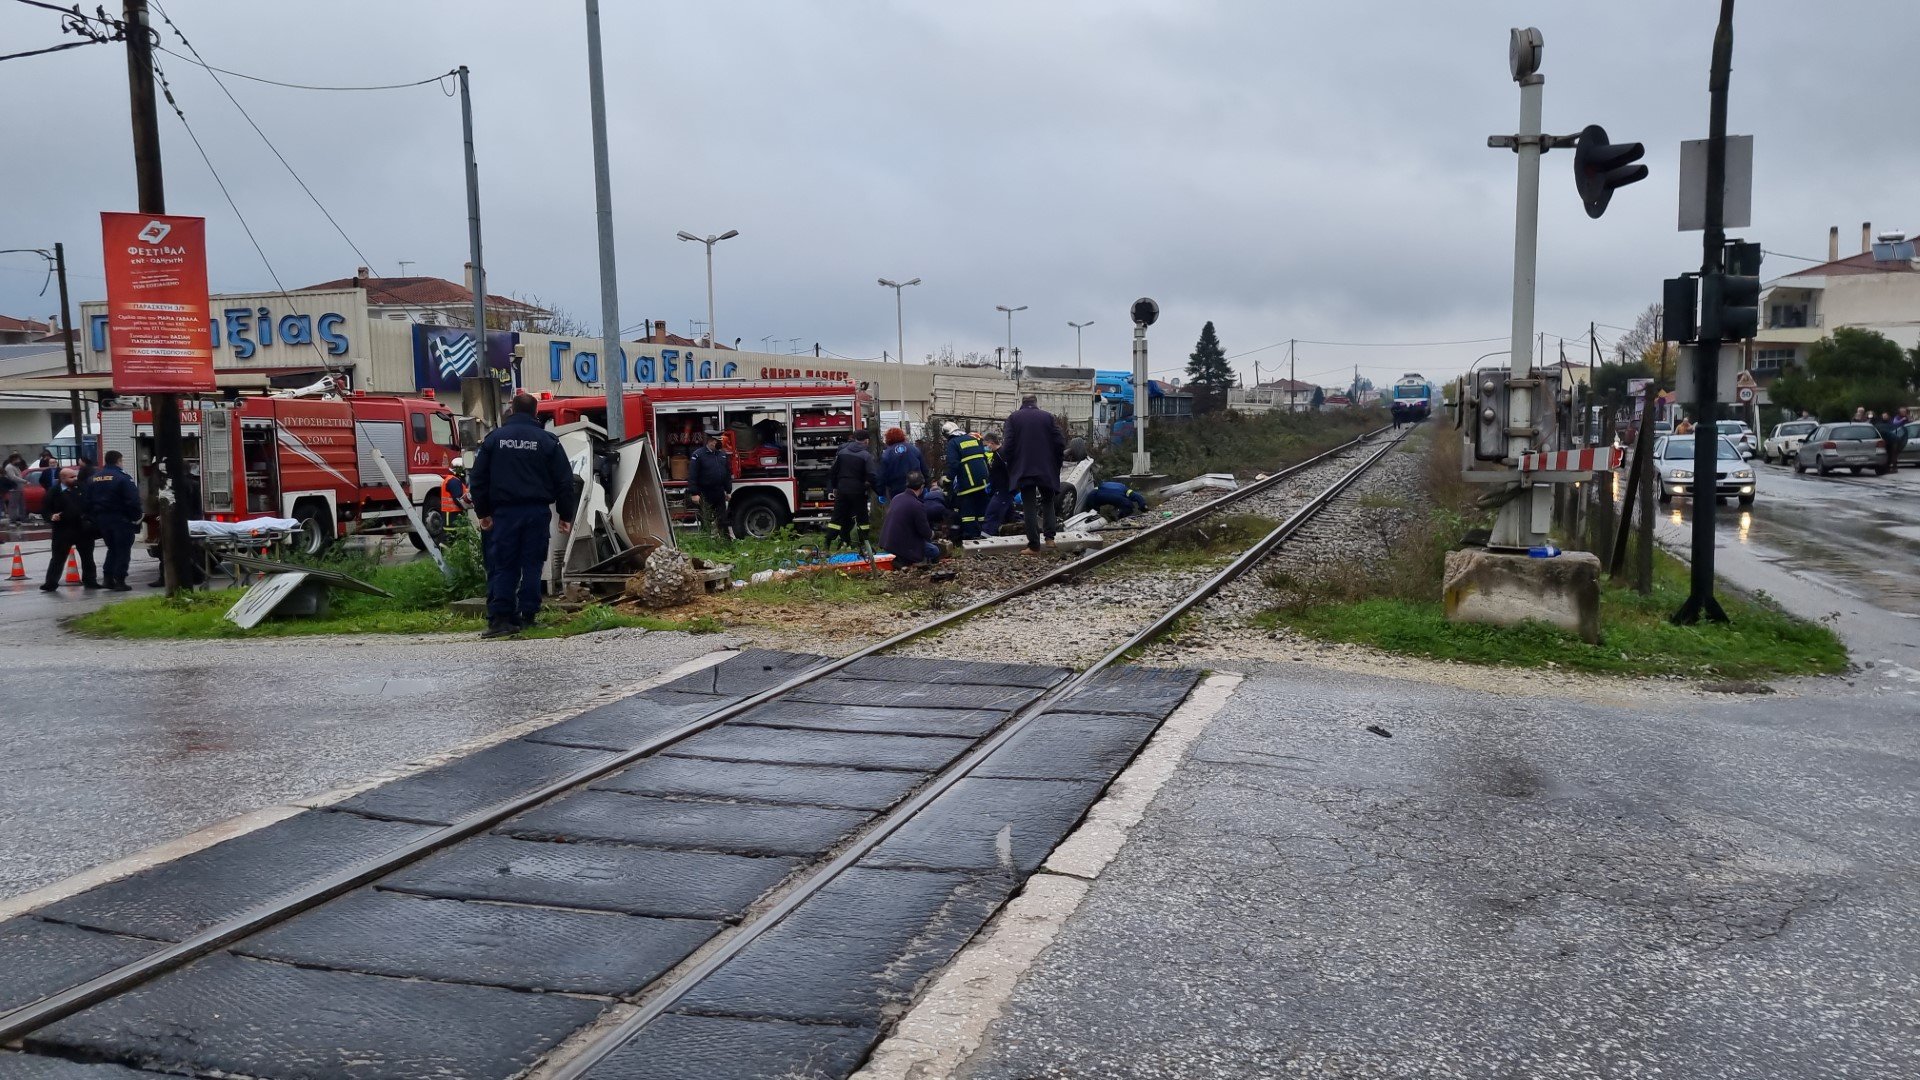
xmin=470 ymin=413 xmax=575 ymax=521
xmin=689 ymin=446 xmax=734 ymax=494
xmin=84 ymin=464 xmax=141 ymax=523
xmin=828 ymin=440 xmax=877 ymax=498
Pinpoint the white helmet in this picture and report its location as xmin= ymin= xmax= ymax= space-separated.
xmin=941 ymin=421 xmax=960 ymax=437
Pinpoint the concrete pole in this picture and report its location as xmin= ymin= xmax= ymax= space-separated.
xmin=1491 ymin=60 xmax=1546 ymax=550
xmin=1132 ymin=325 xmax=1151 ymax=474
xmin=704 ymin=241 xmax=716 ymax=351
xmin=584 ymin=0 xmax=625 ymax=440
xmin=53 ymin=244 xmax=84 ymax=440
xmin=457 ymin=67 xmax=495 ymax=426
xmin=893 ymin=285 xmax=905 ymax=418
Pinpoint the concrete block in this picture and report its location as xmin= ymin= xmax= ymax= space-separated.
xmin=1443 ymin=548 xmax=1601 ymax=643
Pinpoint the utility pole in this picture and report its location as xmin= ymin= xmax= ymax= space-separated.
xmin=1288 ymin=339 xmax=1295 ymax=412
xmin=53 ymin=244 xmax=84 ymax=441
xmin=1674 ymin=0 xmax=1736 ymax=625
xmin=1069 ymin=319 xmax=1094 ymax=368
xmin=122 ymin=0 xmax=191 ymax=596
xmin=584 ymin=0 xmax=625 ymax=440
xmin=456 ymin=66 xmax=496 ymax=427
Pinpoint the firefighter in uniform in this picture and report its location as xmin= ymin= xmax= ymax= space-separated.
xmin=85 ymin=450 xmax=141 ymax=592
xmin=689 ymin=429 xmax=735 ymax=539
xmin=824 ymin=428 xmax=877 ymax=551
xmin=942 ymin=421 xmax=989 ymax=541
xmin=470 ymin=393 xmax=575 ymax=639
xmin=442 ymin=463 xmax=472 ymax=520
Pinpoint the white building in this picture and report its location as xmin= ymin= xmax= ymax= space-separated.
xmin=1753 ymin=223 xmax=1920 ymax=381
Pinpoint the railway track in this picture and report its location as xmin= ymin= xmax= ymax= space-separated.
xmin=0 ymin=423 xmax=1411 ymax=1079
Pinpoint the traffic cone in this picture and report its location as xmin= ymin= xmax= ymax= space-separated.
xmin=7 ymin=546 xmax=23 ymax=580
xmin=63 ymin=550 xmax=80 ymax=585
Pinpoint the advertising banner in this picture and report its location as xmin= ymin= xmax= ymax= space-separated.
xmin=411 ymin=324 xmax=515 ymax=395
xmin=101 ymin=212 xmax=215 ymax=393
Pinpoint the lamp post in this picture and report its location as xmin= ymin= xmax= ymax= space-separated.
xmin=996 ymin=304 xmax=1027 ymax=377
xmin=1068 ymin=320 xmax=1094 ymax=366
xmin=878 ymin=277 xmax=920 ymax=420
xmin=676 ymin=229 xmax=738 ymax=349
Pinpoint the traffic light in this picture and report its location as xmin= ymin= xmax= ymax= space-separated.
xmin=1662 ymin=275 xmax=1698 ymax=344
xmin=1572 ymin=124 xmax=1648 ymax=218
xmin=1701 ymin=241 xmax=1762 ymax=341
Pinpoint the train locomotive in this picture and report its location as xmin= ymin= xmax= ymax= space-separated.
xmin=1390 ymin=373 xmax=1434 ymax=423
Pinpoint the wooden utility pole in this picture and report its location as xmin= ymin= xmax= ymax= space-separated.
xmin=52 ymin=244 xmax=85 ymax=442
xmin=123 ymin=0 xmax=193 ymax=595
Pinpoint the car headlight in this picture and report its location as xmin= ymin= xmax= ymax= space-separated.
xmin=1671 ymin=470 xmax=1693 ymax=480
xmin=1733 ymin=469 xmax=1753 ymax=479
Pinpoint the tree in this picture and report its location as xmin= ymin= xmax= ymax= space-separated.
xmin=1309 ymin=385 xmax=1326 ymax=410
xmin=1186 ymin=321 xmax=1233 ymax=413
xmin=1767 ymin=327 xmax=1917 ymax=420
xmin=1592 ymin=358 xmax=1653 ymax=411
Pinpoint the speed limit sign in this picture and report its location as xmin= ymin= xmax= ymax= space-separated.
xmin=1737 ymin=386 xmax=1755 ymax=403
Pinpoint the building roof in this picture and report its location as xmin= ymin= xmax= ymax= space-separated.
xmin=0 ymin=315 xmax=52 ymax=335
xmin=1256 ymin=378 xmax=1318 ymax=393
xmin=295 ymin=271 xmax=544 ymax=314
xmin=1772 ymin=250 xmax=1920 ymax=284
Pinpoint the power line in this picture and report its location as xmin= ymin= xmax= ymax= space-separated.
xmin=152 ymin=43 xmax=457 ymax=93
xmin=150 ymin=2 xmax=388 ymax=279
xmin=3 ymin=0 xmax=124 ymax=63
xmin=1225 ymin=334 xmax=1507 ymax=360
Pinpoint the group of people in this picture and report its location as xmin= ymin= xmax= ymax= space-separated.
xmin=1856 ymin=407 xmax=1911 ymax=472
xmin=28 ymin=451 xmax=145 ymax=593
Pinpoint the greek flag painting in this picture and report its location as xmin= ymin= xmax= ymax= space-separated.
xmin=412 ymin=324 xmax=515 ymax=395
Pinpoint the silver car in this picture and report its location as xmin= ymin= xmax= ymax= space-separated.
xmin=1793 ymin=422 xmax=1887 ymax=476
xmin=1715 ymin=419 xmax=1757 ymax=457
xmin=1654 ymin=435 xmax=1756 ymax=505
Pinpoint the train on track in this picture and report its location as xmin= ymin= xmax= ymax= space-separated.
xmin=1390 ymin=373 xmax=1434 ymax=424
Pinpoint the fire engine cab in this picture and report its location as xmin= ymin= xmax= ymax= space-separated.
xmin=102 ymin=379 xmax=462 ymax=554
xmin=537 ymin=381 xmax=872 ymax=538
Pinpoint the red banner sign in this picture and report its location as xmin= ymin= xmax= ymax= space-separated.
xmin=101 ymin=212 xmax=215 ymax=393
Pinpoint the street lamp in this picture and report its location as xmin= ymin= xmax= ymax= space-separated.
xmin=676 ymin=228 xmax=738 ymax=349
xmin=996 ymin=304 xmax=1027 ymax=376
xmin=1068 ymin=320 xmax=1094 ymax=366
xmin=878 ymin=277 xmax=921 ymax=421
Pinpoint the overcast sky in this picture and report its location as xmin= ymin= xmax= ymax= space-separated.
xmin=3 ymin=1 xmax=1915 ymax=388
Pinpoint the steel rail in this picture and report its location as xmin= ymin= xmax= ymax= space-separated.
xmin=0 ymin=425 xmax=1395 ymax=1045
xmin=547 ymin=426 xmax=1413 ymax=1078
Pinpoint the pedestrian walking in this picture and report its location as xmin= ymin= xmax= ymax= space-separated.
xmin=980 ymin=431 xmax=1012 ymax=537
xmin=942 ymin=421 xmax=990 ymax=540
xmin=469 ymin=392 xmax=576 ymax=639
xmin=825 ymin=428 xmax=877 ymax=551
xmin=40 ymin=467 xmax=97 ymax=592
xmin=1892 ymin=407 xmax=1911 ymax=472
xmin=84 ymin=450 xmax=140 ymax=592
xmin=689 ymin=429 xmax=735 ymax=539
xmin=1000 ymin=394 xmax=1065 ymax=555
xmin=880 ymin=470 xmax=940 ymax=567
xmin=876 ymin=427 xmax=926 ymax=501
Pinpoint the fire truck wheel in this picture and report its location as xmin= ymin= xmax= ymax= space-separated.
xmin=731 ymin=493 xmax=788 ymax=540
xmin=293 ymin=501 xmax=335 ymax=556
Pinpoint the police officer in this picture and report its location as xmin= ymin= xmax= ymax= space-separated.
xmin=469 ymin=393 xmax=575 ymax=639
xmin=825 ymin=428 xmax=877 ymax=551
xmin=942 ymin=421 xmax=989 ymax=540
xmin=85 ymin=449 xmax=141 ymax=592
xmin=41 ymin=467 xmax=97 ymax=591
xmin=689 ymin=429 xmax=734 ymax=539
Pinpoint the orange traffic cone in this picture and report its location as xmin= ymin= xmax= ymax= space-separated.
xmin=7 ymin=546 xmax=23 ymax=580
xmin=63 ymin=550 xmax=80 ymax=585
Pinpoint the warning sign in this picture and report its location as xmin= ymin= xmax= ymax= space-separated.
xmin=101 ymin=212 xmax=215 ymax=394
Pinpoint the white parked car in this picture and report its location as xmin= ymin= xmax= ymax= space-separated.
xmin=1653 ymin=434 xmax=1757 ymax=506
xmin=1715 ymin=419 xmax=1757 ymax=458
xmin=1760 ymin=420 xmax=1818 ymax=465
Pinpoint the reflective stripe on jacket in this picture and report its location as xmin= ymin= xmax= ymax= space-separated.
xmin=945 ymin=435 xmax=989 ymax=495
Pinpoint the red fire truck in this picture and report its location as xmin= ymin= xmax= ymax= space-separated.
xmin=101 ymin=389 xmax=462 ymax=554
xmin=537 ymin=381 xmax=872 ymax=538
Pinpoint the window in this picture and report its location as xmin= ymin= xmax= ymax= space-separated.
xmin=429 ymin=413 xmax=457 ymax=450
xmin=1752 ymin=348 xmax=1794 ymax=372
xmin=410 ymin=413 xmax=429 ymax=444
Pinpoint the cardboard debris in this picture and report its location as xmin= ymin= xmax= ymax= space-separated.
xmin=1157 ymin=473 xmax=1240 ymax=497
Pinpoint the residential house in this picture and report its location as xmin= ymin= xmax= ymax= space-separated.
xmin=0 ymin=315 xmax=52 ymax=345
xmin=296 ymin=265 xmax=548 ymax=331
xmin=1751 ymin=223 xmax=1920 ymax=389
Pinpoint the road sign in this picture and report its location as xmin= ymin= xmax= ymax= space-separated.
xmin=1734 ymin=368 xmax=1757 ymax=389
xmin=101 ymin=212 xmax=215 ymax=393
xmin=1678 ymin=135 xmax=1753 ymax=231
xmin=1737 ymin=386 xmax=1755 ymax=403
xmin=224 ymin=571 xmax=312 ymax=629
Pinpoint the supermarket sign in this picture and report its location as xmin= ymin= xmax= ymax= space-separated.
xmin=101 ymin=212 xmax=215 ymax=393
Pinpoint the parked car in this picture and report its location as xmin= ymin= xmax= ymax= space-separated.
xmin=1761 ymin=420 xmax=1818 ymax=464
xmin=1715 ymin=419 xmax=1757 ymax=458
xmin=1654 ymin=435 xmax=1756 ymax=506
xmin=1793 ymin=422 xmax=1887 ymax=476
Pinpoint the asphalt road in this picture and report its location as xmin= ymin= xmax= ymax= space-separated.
xmin=0 ymin=552 xmax=734 ymax=903
xmin=959 ymin=663 xmax=1920 ymax=1079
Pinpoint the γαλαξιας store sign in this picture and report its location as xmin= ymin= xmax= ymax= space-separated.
xmin=101 ymin=212 xmax=215 ymax=393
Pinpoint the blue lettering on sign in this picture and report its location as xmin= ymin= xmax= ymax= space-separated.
xmin=634 ymin=353 xmax=654 ymax=381
xmin=256 ymin=307 xmax=273 ymax=346
xmin=223 ymin=308 xmax=256 ymax=359
xmin=722 ymin=361 xmax=738 ymax=378
xmin=574 ymin=350 xmax=599 ymax=384
xmin=663 ymin=350 xmax=680 ymax=384
xmin=90 ymin=306 xmax=350 ymax=358
xmin=278 ymin=314 xmax=312 ymax=345
xmin=548 ymin=340 xmax=570 ymax=383
xmin=316 ymin=312 xmax=348 ymax=355
xmin=89 ymin=315 xmax=107 ymax=352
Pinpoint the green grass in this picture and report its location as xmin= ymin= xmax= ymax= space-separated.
xmin=677 ymin=528 xmax=918 ymax=610
xmin=1095 ymin=408 xmax=1387 ymax=481
xmin=1260 ymin=553 xmax=1847 ymax=680
xmin=70 ymin=589 xmax=718 ymax=640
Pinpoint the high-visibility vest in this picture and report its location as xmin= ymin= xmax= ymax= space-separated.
xmin=950 ymin=436 xmax=988 ymax=495
xmin=440 ymin=475 xmax=468 ymax=513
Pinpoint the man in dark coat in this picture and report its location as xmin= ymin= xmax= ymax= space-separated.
xmin=41 ymin=467 xmax=98 ymax=591
xmin=85 ymin=450 xmax=142 ymax=591
xmin=470 ymin=393 xmax=576 ymax=638
xmin=688 ymin=430 xmax=734 ymax=538
xmin=825 ymin=429 xmax=877 ymax=551
xmin=880 ymin=470 xmax=940 ymax=567
xmin=999 ymin=395 xmax=1066 ymax=554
